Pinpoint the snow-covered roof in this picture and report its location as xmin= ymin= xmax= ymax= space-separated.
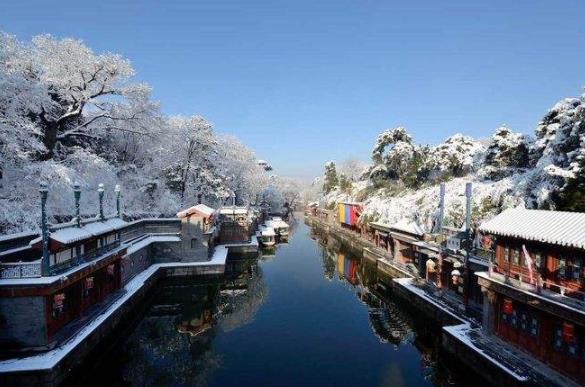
xmin=259 ymin=226 xmax=276 ymax=236
xmin=391 ymin=219 xmax=425 ymax=236
xmin=82 ymin=219 xmax=122 ymax=235
xmin=369 ymin=221 xmax=393 ymax=232
xmin=176 ymin=204 xmax=215 ymax=218
xmin=37 ymin=218 xmax=128 ymax=245
xmin=49 ymin=227 xmax=94 ymax=244
xmin=479 ymin=208 xmax=585 ymax=250
xmin=219 ymin=206 xmax=248 ymax=215
xmin=266 ymin=219 xmax=289 ymax=229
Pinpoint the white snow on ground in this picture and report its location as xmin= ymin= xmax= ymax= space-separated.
xmin=393 ymin=277 xmax=466 ymax=323
xmin=322 ymin=174 xmax=526 ymax=231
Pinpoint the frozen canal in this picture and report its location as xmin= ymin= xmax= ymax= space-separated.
xmin=80 ymin=217 xmax=477 ymax=386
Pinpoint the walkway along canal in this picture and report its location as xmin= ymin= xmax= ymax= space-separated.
xmin=77 ymin=216 xmax=481 ymax=387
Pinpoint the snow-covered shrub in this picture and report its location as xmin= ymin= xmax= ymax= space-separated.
xmin=322 ymin=161 xmax=339 ymax=193
xmin=480 ymin=126 xmax=530 ymax=180
xmin=425 ymin=134 xmax=485 ymax=181
xmin=371 ymin=127 xmax=418 ymax=181
xmin=527 ymin=95 xmax=585 ymax=210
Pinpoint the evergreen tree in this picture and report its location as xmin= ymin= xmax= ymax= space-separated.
xmin=322 ymin=161 xmax=339 ymax=193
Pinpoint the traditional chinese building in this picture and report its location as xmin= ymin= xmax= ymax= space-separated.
xmin=176 ymin=204 xmax=216 ymax=260
xmin=389 ymin=219 xmax=425 ymax=265
xmin=217 ymin=206 xmax=252 ymax=244
xmin=0 ymin=184 xmax=126 ymax=352
xmin=477 ymin=208 xmax=585 ymax=385
xmin=369 ymin=222 xmax=393 ymax=253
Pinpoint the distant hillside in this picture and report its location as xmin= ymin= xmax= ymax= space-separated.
xmin=317 ymin=91 xmax=585 ymax=229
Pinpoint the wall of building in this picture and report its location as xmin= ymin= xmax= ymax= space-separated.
xmin=121 ymin=248 xmax=152 ymax=285
xmin=492 ymin=293 xmax=585 ymax=384
xmin=180 ymin=218 xmax=211 ymax=261
xmin=151 ymin=241 xmax=183 ymax=263
xmin=0 ymin=296 xmax=47 ymax=349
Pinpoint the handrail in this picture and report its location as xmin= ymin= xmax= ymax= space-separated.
xmin=0 ymin=260 xmax=42 ymax=278
xmin=491 ymin=265 xmax=585 ymax=302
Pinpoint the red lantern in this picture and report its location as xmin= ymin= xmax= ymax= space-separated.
xmin=503 ymin=299 xmax=513 ymax=315
xmin=562 ymin=322 xmax=575 ymax=343
xmin=53 ymin=293 xmax=65 ymax=308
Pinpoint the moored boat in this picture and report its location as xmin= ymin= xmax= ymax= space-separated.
xmin=257 ymin=226 xmax=276 ymax=246
xmin=266 ymin=217 xmax=290 ymax=241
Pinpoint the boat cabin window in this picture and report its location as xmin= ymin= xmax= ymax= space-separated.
xmin=52 ymin=248 xmax=73 ymax=265
xmin=191 ymin=238 xmax=198 ymax=249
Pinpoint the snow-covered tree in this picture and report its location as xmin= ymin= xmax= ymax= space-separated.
xmin=0 ymin=31 xmax=291 ymax=232
xmin=4 ymin=34 xmax=159 ymax=160
xmin=159 ymin=115 xmax=219 ymax=205
xmin=480 ymin=126 xmax=530 ymax=180
xmin=527 ymin=95 xmax=585 ymax=210
xmin=217 ymin=135 xmax=270 ymax=206
xmin=485 ymin=126 xmax=530 ymax=168
xmin=0 ymin=33 xmax=50 ymax=181
xmin=426 ymin=134 xmax=485 ymax=180
xmin=322 ymin=161 xmax=338 ymax=193
xmin=339 ymin=158 xmax=368 ymax=182
xmin=371 ymin=127 xmax=417 ymax=180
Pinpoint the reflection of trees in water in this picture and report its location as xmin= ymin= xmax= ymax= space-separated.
xmin=217 ymin=258 xmax=267 ymax=332
xmin=119 ymin=284 xmax=222 ymax=386
xmin=314 ymin=237 xmax=445 ymax=385
xmin=364 ymin=292 xmax=414 ymax=347
xmin=320 ymin=246 xmax=336 ymax=280
xmin=107 ymin=258 xmax=268 ymax=386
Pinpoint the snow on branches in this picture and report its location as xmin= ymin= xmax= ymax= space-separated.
xmin=0 ymin=32 xmax=284 ymax=233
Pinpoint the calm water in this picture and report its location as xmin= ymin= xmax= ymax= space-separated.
xmin=81 ymin=217 xmax=474 ymax=387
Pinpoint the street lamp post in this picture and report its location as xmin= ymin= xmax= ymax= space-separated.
xmin=115 ymin=184 xmax=122 ymax=218
xmin=464 ymin=182 xmax=472 ymax=309
xmin=40 ymin=183 xmax=50 ymax=276
xmin=74 ymin=182 xmax=81 ymax=228
xmin=98 ymin=183 xmax=105 ymax=220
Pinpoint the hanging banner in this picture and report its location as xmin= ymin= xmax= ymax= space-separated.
xmin=522 ymin=244 xmax=535 ymax=285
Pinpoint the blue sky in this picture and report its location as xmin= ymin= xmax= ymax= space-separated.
xmin=2 ymin=0 xmax=585 ymax=178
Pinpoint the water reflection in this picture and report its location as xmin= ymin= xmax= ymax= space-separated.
xmin=312 ymin=229 xmax=461 ymax=386
xmin=84 ymin=219 xmax=475 ymax=387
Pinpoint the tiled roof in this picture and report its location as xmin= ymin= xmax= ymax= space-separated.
xmin=369 ymin=222 xmax=393 ymax=232
xmin=479 ymin=208 xmax=585 ymax=249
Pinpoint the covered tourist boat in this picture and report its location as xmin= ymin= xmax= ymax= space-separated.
xmin=257 ymin=226 xmax=276 ymax=247
xmin=266 ymin=217 xmax=290 ymax=241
